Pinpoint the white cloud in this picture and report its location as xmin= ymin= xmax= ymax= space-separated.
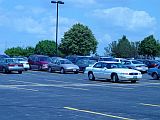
xmin=93 ymin=7 xmax=156 ymax=31
xmin=13 ymin=17 xmax=47 ymax=34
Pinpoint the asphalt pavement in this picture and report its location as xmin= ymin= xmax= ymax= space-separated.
xmin=0 ymin=71 xmax=160 ymax=120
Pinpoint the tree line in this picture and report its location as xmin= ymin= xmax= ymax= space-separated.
xmin=105 ymin=35 xmax=160 ymax=58
xmin=4 ymin=23 xmax=160 ymax=58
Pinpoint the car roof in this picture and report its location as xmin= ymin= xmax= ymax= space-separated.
xmin=98 ymin=61 xmax=120 ymax=64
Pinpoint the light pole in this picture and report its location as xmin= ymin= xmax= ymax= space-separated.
xmin=51 ymin=1 xmax=64 ymax=56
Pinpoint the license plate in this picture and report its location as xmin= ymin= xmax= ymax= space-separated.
xmin=133 ymin=76 xmax=137 ymax=79
xmin=73 ymin=69 xmax=76 ymax=71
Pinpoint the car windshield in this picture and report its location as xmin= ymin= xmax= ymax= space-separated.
xmin=150 ymin=60 xmax=159 ymax=64
xmin=132 ymin=60 xmax=143 ymax=64
xmin=39 ymin=57 xmax=51 ymax=62
xmin=104 ymin=63 xmax=126 ymax=69
xmin=5 ymin=59 xmax=19 ymax=63
xmin=77 ymin=59 xmax=96 ymax=65
xmin=60 ymin=60 xmax=72 ymax=64
xmin=16 ymin=58 xmax=26 ymax=61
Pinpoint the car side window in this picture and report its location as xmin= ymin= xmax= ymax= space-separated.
xmin=93 ymin=62 xmax=102 ymax=68
xmin=124 ymin=61 xmax=131 ymax=65
xmin=55 ymin=60 xmax=60 ymax=65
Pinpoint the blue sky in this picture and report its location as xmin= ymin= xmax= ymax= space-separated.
xmin=0 ymin=0 xmax=160 ymax=55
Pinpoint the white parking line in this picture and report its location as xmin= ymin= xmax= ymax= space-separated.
xmin=64 ymin=107 xmax=134 ymax=120
xmin=0 ymin=85 xmax=39 ymax=92
xmin=140 ymin=103 xmax=160 ymax=107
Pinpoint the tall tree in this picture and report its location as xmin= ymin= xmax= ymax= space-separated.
xmin=138 ymin=35 xmax=159 ymax=58
xmin=35 ymin=40 xmax=56 ymax=56
xmin=25 ymin=46 xmax=35 ymax=57
xmin=104 ymin=35 xmax=138 ymax=58
xmin=59 ymin=23 xmax=98 ymax=56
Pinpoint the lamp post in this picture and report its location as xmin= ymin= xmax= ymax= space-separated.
xmin=51 ymin=1 xmax=64 ymax=56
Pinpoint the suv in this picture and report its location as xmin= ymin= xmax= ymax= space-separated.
xmin=28 ymin=55 xmax=51 ymax=70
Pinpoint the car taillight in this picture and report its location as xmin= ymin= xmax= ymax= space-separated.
xmin=8 ymin=64 xmax=15 ymax=67
xmin=151 ymin=64 xmax=157 ymax=67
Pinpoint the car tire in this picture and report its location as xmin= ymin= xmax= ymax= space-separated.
xmin=152 ymin=73 xmax=159 ymax=80
xmin=48 ymin=67 xmax=52 ymax=73
xmin=60 ymin=68 xmax=65 ymax=74
xmin=74 ymin=71 xmax=79 ymax=74
xmin=2 ymin=68 xmax=7 ymax=74
xmin=112 ymin=74 xmax=119 ymax=83
xmin=88 ymin=72 xmax=95 ymax=81
xmin=18 ymin=71 xmax=22 ymax=74
xmin=131 ymin=80 xmax=136 ymax=83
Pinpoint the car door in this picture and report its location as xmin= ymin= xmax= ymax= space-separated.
xmin=156 ymin=66 xmax=160 ymax=76
xmin=100 ymin=63 xmax=111 ymax=79
xmin=51 ymin=59 xmax=60 ymax=71
xmin=0 ymin=59 xmax=3 ymax=71
xmin=92 ymin=62 xmax=104 ymax=78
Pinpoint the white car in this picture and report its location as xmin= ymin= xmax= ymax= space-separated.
xmin=122 ymin=60 xmax=148 ymax=73
xmin=85 ymin=61 xmax=142 ymax=83
xmin=14 ymin=58 xmax=30 ymax=71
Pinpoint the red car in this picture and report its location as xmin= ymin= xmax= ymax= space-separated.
xmin=28 ymin=55 xmax=52 ymax=70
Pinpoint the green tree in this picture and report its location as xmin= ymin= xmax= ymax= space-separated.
xmin=25 ymin=46 xmax=35 ymax=57
xmin=35 ymin=40 xmax=56 ymax=56
xmin=104 ymin=35 xmax=139 ymax=58
xmin=59 ymin=23 xmax=98 ymax=56
xmin=104 ymin=41 xmax=118 ymax=57
xmin=116 ymin=35 xmax=132 ymax=58
xmin=5 ymin=47 xmax=26 ymax=57
xmin=138 ymin=35 xmax=159 ymax=58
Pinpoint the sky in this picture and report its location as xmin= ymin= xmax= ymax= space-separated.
xmin=0 ymin=0 xmax=160 ymax=55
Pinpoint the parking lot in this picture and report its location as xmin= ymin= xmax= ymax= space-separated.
xmin=0 ymin=71 xmax=160 ymax=120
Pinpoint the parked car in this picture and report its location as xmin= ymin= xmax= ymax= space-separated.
xmin=66 ymin=55 xmax=98 ymax=64
xmin=98 ymin=57 xmax=117 ymax=62
xmin=14 ymin=57 xmax=30 ymax=71
xmin=0 ymin=54 xmax=10 ymax=58
xmin=48 ymin=57 xmax=79 ymax=74
xmin=75 ymin=59 xmax=97 ymax=73
xmin=114 ymin=58 xmax=127 ymax=63
xmin=143 ymin=59 xmax=159 ymax=68
xmin=148 ymin=65 xmax=160 ymax=80
xmin=0 ymin=58 xmax=24 ymax=74
xmin=28 ymin=55 xmax=52 ymax=70
xmin=122 ymin=60 xmax=148 ymax=73
xmin=85 ymin=61 xmax=142 ymax=83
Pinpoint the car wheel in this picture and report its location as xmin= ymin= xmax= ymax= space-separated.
xmin=60 ymin=68 xmax=65 ymax=74
xmin=131 ymin=80 xmax=136 ymax=83
xmin=112 ymin=74 xmax=119 ymax=83
xmin=48 ymin=67 xmax=52 ymax=73
xmin=88 ymin=72 xmax=95 ymax=81
xmin=152 ymin=73 xmax=159 ymax=80
xmin=18 ymin=71 xmax=22 ymax=74
xmin=74 ymin=71 xmax=79 ymax=74
xmin=2 ymin=68 xmax=7 ymax=74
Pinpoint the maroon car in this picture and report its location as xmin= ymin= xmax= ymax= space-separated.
xmin=28 ymin=55 xmax=52 ymax=70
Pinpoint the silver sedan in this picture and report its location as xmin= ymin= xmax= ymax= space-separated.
xmin=48 ymin=57 xmax=79 ymax=74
